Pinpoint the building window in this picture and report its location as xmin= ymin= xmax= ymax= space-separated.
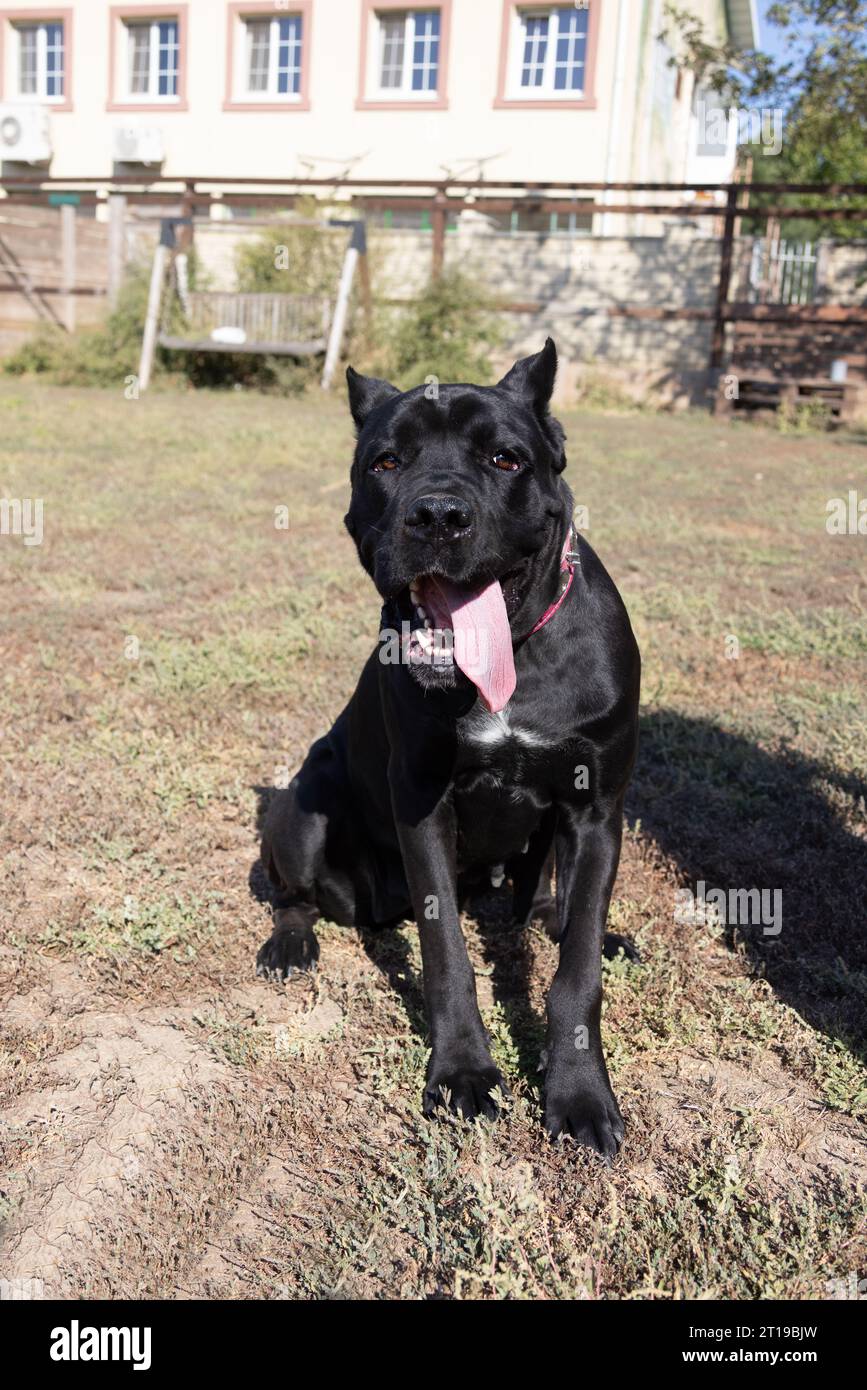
xmin=244 ymin=14 xmax=303 ymax=96
xmin=516 ymin=6 xmax=587 ymax=95
xmin=124 ymin=17 xmax=179 ymax=98
xmin=224 ymin=3 xmax=310 ymax=108
xmin=107 ymin=7 xmax=187 ymax=111
xmin=376 ymin=8 xmax=439 ymax=95
xmin=13 ymin=19 xmax=65 ymax=100
xmin=496 ymin=1 xmax=598 ymax=107
xmin=358 ymin=2 xmax=449 ymax=107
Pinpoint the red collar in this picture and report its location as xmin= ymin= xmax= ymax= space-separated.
xmin=529 ymin=528 xmax=578 ymax=636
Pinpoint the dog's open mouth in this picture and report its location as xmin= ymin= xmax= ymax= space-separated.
xmin=405 ymin=573 xmax=517 ymax=713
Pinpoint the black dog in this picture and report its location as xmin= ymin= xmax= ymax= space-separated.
xmin=257 ymin=339 xmax=640 ymax=1156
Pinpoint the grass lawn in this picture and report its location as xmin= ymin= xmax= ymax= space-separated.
xmin=0 ymin=379 xmax=865 ymax=1300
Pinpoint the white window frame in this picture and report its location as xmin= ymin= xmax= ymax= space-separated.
xmin=122 ymin=17 xmax=180 ymax=103
xmin=370 ymin=8 xmax=441 ymax=102
xmin=506 ymin=4 xmax=590 ymax=101
xmin=13 ymin=20 xmax=65 ymax=102
xmin=238 ymin=13 xmax=303 ymax=102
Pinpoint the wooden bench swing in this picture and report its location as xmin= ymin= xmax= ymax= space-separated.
xmin=137 ymin=216 xmax=367 ymax=392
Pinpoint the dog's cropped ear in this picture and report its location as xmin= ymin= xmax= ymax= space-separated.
xmin=497 ymin=337 xmax=558 ymax=415
xmin=497 ymin=338 xmax=566 ymax=472
xmin=346 ymin=366 xmax=400 ymax=432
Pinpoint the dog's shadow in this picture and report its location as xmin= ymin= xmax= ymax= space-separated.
xmin=250 ymin=709 xmax=867 ymax=1071
xmin=626 ymin=709 xmax=867 ymax=1055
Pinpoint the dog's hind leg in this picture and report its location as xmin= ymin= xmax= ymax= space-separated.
xmin=511 ymin=827 xmax=639 ymax=961
xmin=602 ymin=932 xmax=640 ymax=963
xmin=256 ymin=787 xmax=324 ymax=981
xmin=510 ymin=814 xmax=557 ymax=937
xmin=257 ymin=899 xmax=321 ymax=981
xmin=255 ymin=735 xmax=356 ymax=982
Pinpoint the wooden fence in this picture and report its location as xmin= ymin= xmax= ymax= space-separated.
xmin=0 ymin=203 xmax=110 ymax=348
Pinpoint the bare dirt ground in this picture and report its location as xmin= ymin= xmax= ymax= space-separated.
xmin=1 ymin=382 xmax=865 ymax=1299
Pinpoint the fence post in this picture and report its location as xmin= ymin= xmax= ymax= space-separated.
xmin=107 ymin=194 xmax=127 ymax=307
xmin=178 ymin=180 xmax=196 ymax=252
xmin=431 ymin=186 xmax=447 ymax=279
xmin=734 ymin=155 xmax=751 ymax=239
xmin=138 ymin=220 xmax=173 ymax=393
xmin=357 ymin=223 xmax=373 ymax=347
xmin=321 ymin=220 xmax=363 ymax=390
xmin=710 ymin=184 xmax=739 ymax=371
xmin=60 ymin=203 xmax=76 ymax=332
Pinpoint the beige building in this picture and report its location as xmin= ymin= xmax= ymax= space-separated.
xmin=0 ymin=0 xmax=757 ymax=199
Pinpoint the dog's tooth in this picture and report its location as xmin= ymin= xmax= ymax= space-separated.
xmin=424 ymin=619 xmax=433 ymax=629
xmin=490 ymin=864 xmax=505 ymax=888
xmin=410 ymin=587 xmax=421 ymax=605
xmin=416 ymin=606 xmax=426 ymax=621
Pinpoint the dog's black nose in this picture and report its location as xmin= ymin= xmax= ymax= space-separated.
xmin=404 ymin=494 xmax=473 ymax=543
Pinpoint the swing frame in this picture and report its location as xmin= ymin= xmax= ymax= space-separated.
xmin=136 ymin=216 xmax=368 ymax=391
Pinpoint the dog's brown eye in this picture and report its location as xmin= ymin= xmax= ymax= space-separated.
xmin=371 ymin=452 xmax=399 ymax=473
xmin=491 ymin=452 xmax=520 ymax=472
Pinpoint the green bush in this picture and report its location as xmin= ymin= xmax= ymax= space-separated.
xmin=236 ymin=214 xmax=344 ymax=298
xmin=374 ymin=270 xmax=504 ymax=389
xmin=775 ymin=396 xmax=834 ymax=434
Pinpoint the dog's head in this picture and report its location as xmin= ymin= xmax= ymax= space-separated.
xmin=344 ymin=339 xmax=571 ymax=711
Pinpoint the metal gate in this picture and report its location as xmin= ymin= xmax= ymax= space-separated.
xmin=748 ymin=237 xmax=819 ymax=304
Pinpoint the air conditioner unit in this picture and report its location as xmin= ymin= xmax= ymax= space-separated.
xmin=0 ymin=104 xmax=51 ymax=163
xmin=113 ymin=125 xmax=165 ymax=166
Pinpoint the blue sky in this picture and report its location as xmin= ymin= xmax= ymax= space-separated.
xmin=755 ymin=1 xmax=794 ymax=60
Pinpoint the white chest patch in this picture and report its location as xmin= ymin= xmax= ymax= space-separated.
xmin=462 ymin=705 xmax=550 ymax=749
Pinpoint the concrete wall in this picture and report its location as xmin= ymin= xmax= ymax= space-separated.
xmin=816 ymin=242 xmax=867 ymax=305
xmin=442 ymin=223 xmax=719 ymax=365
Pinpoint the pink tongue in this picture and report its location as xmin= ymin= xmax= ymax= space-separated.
xmin=423 ymin=576 xmax=516 ymax=713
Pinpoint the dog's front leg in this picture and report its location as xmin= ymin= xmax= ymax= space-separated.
xmin=393 ymin=791 xmax=503 ymax=1121
xmin=544 ymin=800 xmax=625 ymax=1158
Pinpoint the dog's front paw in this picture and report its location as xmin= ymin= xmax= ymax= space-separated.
xmin=423 ymin=1061 xmax=505 ymax=1122
xmin=544 ymin=1082 xmax=624 ymax=1160
xmin=256 ymin=928 xmax=319 ymax=982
